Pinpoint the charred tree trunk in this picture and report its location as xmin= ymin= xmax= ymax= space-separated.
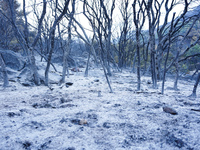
xmin=5 ymin=0 xmax=47 ymax=86
xmin=161 ymin=13 xmax=175 ymax=94
xmin=59 ymin=0 xmax=75 ymax=85
xmin=0 ymin=53 xmax=9 ymax=87
xmin=45 ymin=0 xmax=70 ymax=86
xmin=131 ymin=50 xmax=137 ymax=73
xmin=132 ymin=0 xmax=145 ymax=90
xmin=136 ymin=29 xmax=141 ymax=90
xmin=190 ymin=73 xmax=200 ymax=98
xmin=150 ymin=34 xmax=157 ymax=89
xmin=173 ymin=58 xmax=179 ymax=90
xmin=84 ymin=51 xmax=90 ymax=77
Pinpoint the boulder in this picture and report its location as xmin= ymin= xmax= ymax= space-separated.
xmin=0 ymin=50 xmax=25 ymax=70
xmin=163 ymin=106 xmax=178 ymax=115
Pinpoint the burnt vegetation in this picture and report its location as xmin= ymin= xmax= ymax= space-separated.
xmin=0 ymin=0 xmax=199 ymax=96
xmin=0 ymin=0 xmax=199 ymax=93
xmin=0 ymin=1 xmax=200 ymax=149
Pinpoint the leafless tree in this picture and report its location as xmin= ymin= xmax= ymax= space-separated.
xmin=83 ymin=0 xmax=114 ymax=92
xmin=160 ymin=1 xmax=200 ymax=94
xmin=144 ymin=0 xmax=158 ymax=89
xmin=44 ymin=0 xmax=71 ymax=86
xmin=189 ymin=72 xmax=200 ymax=98
xmin=118 ymin=0 xmax=132 ymax=68
xmin=0 ymin=53 xmax=9 ymax=87
xmin=83 ymin=0 xmax=115 ymax=76
xmin=0 ymin=0 xmax=47 ymax=85
xmin=58 ymin=0 xmax=76 ymax=85
xmin=132 ymin=0 xmax=146 ymax=90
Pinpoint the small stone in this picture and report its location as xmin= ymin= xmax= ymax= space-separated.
xmin=32 ymin=95 xmax=39 ymax=98
xmin=60 ymin=97 xmax=65 ymax=103
xmin=66 ymin=147 xmax=75 ymax=150
xmin=137 ymin=101 xmax=141 ymax=105
xmin=71 ymin=68 xmax=79 ymax=72
xmin=60 ymin=104 xmax=76 ymax=108
xmin=113 ymin=104 xmax=121 ymax=107
xmin=7 ymin=112 xmax=19 ymax=117
xmin=60 ymin=97 xmax=72 ymax=103
xmin=66 ymin=82 xmax=73 ymax=86
xmin=71 ymin=119 xmax=87 ymax=125
xmin=147 ymin=80 xmax=151 ymax=84
xmin=163 ymin=106 xmax=178 ymax=115
xmin=22 ymin=141 xmax=32 ymax=149
xmin=79 ymin=119 xmax=87 ymax=125
xmin=32 ymin=103 xmax=39 ymax=108
xmin=94 ymin=79 xmax=99 ymax=82
xmin=103 ymin=122 xmax=111 ymax=128
xmin=21 ymin=82 xmax=33 ymax=87
xmin=71 ymin=119 xmax=80 ymax=125
xmin=98 ymin=91 xmax=102 ymax=97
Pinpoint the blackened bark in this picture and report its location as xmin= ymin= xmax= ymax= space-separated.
xmin=84 ymin=51 xmax=90 ymax=77
xmin=59 ymin=0 xmax=75 ymax=85
xmin=190 ymin=73 xmax=200 ymax=98
xmin=132 ymin=0 xmax=145 ymax=90
xmin=173 ymin=59 xmax=179 ymax=90
xmin=162 ymin=13 xmax=176 ymax=94
xmin=45 ymin=0 xmax=70 ymax=86
xmin=0 ymin=53 xmax=9 ymax=87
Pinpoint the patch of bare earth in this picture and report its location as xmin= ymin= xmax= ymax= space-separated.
xmin=0 ymin=68 xmax=200 ymax=150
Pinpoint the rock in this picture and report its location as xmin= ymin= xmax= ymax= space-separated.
xmin=32 ymin=95 xmax=39 ymax=98
xmin=113 ymin=104 xmax=121 ymax=107
xmin=147 ymin=80 xmax=151 ymax=84
xmin=22 ymin=141 xmax=32 ymax=150
xmin=66 ymin=82 xmax=73 ymax=86
xmin=32 ymin=103 xmax=56 ymax=109
xmin=66 ymin=147 xmax=75 ymax=150
xmin=70 ymin=119 xmax=87 ymax=125
xmin=60 ymin=104 xmax=76 ymax=108
xmin=137 ymin=101 xmax=141 ymax=105
xmin=18 ymin=68 xmax=34 ymax=84
xmin=98 ymin=91 xmax=102 ymax=97
xmin=21 ymin=82 xmax=33 ymax=87
xmin=60 ymin=97 xmax=72 ymax=103
xmin=32 ymin=103 xmax=39 ymax=108
xmin=0 ymin=49 xmax=25 ymax=70
xmin=94 ymin=79 xmax=99 ymax=82
xmin=163 ymin=106 xmax=178 ymax=115
xmin=103 ymin=122 xmax=112 ymax=128
xmin=79 ymin=119 xmax=87 ymax=125
xmin=71 ymin=119 xmax=81 ymax=125
xmin=71 ymin=68 xmax=80 ymax=72
xmin=60 ymin=97 xmax=65 ymax=103
xmin=7 ymin=112 xmax=20 ymax=117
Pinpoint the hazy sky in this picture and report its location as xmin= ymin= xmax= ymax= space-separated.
xmin=16 ymin=0 xmax=197 ymax=39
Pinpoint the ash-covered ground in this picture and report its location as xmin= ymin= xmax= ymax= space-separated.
xmin=0 ymin=65 xmax=200 ymax=150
